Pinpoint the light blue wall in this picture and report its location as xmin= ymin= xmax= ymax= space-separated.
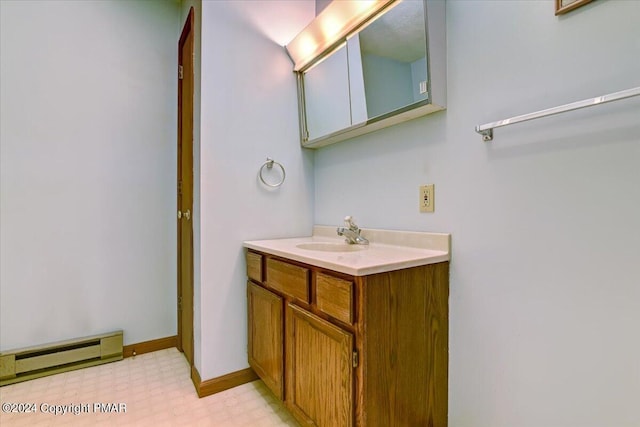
xmin=197 ymin=0 xmax=315 ymax=380
xmin=315 ymin=1 xmax=640 ymax=426
xmin=0 ymin=0 xmax=181 ymax=350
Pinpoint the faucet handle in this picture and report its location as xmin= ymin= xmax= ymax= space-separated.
xmin=344 ymin=216 xmax=359 ymax=231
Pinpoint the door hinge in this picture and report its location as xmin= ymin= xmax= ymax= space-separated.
xmin=178 ymin=296 xmax=183 ymax=309
xmin=352 ymin=351 xmax=358 ymax=368
xmin=178 ymin=65 xmax=184 ymax=80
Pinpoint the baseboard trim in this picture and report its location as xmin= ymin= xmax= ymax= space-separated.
xmin=190 ymin=365 xmax=258 ymax=398
xmin=123 ymin=336 xmax=177 ymax=358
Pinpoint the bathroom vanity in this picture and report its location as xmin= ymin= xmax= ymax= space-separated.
xmin=244 ymin=227 xmax=450 ymax=427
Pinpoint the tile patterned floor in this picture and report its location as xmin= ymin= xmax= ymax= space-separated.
xmin=0 ymin=348 xmax=300 ymax=426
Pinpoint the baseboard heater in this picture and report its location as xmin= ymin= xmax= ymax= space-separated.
xmin=0 ymin=330 xmax=123 ymax=386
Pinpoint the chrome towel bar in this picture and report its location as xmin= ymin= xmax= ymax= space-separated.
xmin=475 ymin=86 xmax=640 ymax=141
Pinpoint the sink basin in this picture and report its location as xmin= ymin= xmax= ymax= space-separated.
xmin=296 ymin=242 xmax=367 ymax=252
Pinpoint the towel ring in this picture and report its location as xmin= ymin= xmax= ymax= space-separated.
xmin=259 ymin=158 xmax=286 ymax=188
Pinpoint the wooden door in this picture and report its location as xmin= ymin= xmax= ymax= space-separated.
xmin=286 ymin=304 xmax=354 ymax=427
xmin=177 ymin=8 xmax=194 ymax=366
xmin=247 ymin=282 xmax=284 ymax=399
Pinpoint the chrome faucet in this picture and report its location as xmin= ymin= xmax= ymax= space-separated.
xmin=336 ymin=216 xmax=369 ymax=245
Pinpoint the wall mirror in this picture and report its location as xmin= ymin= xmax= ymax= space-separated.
xmin=288 ymin=0 xmax=446 ymax=148
xmin=359 ymin=0 xmax=428 ymax=119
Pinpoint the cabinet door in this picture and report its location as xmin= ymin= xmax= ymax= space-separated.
xmin=286 ymin=304 xmax=354 ymax=427
xmin=247 ymin=282 xmax=283 ymax=399
xmin=303 ymin=43 xmax=352 ymax=141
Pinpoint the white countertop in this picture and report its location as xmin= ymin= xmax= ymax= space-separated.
xmin=243 ymin=226 xmax=450 ymax=276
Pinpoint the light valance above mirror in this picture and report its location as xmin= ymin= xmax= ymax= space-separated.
xmin=285 ymin=0 xmax=447 ymax=148
xmin=285 ymin=0 xmax=394 ymax=72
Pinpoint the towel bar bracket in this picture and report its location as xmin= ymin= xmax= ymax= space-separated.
xmin=480 ymin=128 xmax=493 ymax=142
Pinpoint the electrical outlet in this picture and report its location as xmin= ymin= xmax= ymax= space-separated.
xmin=420 ymin=184 xmax=434 ymax=213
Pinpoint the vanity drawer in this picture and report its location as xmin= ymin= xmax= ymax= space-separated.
xmin=246 ymin=251 xmax=263 ymax=282
xmin=266 ymin=258 xmax=310 ymax=302
xmin=316 ymin=273 xmax=353 ymax=324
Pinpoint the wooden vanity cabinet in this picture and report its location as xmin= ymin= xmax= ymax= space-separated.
xmin=286 ymin=303 xmax=354 ymax=427
xmin=246 ymin=249 xmax=449 ymax=427
xmin=247 ymin=281 xmax=284 ymax=399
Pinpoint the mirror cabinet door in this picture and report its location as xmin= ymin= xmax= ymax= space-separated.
xmin=303 ymin=44 xmax=352 ymax=141
xmin=358 ymin=0 xmax=428 ymax=119
xmin=303 ymin=38 xmax=368 ymax=142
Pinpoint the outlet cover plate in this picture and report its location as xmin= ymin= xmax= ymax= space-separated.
xmin=420 ymin=184 xmax=434 ymax=213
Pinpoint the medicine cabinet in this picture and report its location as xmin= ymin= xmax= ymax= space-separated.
xmin=286 ymin=0 xmax=446 ymax=148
